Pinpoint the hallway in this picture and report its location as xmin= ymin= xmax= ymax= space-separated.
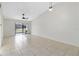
xmin=1 ymin=2 xmax=79 ymax=56
xmin=0 ymin=34 xmax=79 ymax=56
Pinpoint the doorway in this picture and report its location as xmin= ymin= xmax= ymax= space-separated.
xmin=15 ymin=22 xmax=31 ymax=34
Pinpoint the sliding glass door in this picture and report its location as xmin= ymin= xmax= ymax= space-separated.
xmin=15 ymin=22 xmax=31 ymax=34
xmin=15 ymin=23 xmax=28 ymax=34
xmin=15 ymin=23 xmax=23 ymax=34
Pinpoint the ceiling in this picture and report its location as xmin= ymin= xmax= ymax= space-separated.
xmin=1 ymin=2 xmax=52 ymax=21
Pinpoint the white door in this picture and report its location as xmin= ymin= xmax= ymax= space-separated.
xmin=0 ymin=7 xmax=3 ymax=47
xmin=0 ymin=16 xmax=1 ymax=24
xmin=0 ymin=25 xmax=2 ymax=46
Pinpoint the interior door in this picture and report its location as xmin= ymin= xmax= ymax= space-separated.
xmin=0 ymin=7 xmax=3 ymax=47
xmin=0 ymin=24 xmax=2 ymax=46
xmin=0 ymin=25 xmax=2 ymax=46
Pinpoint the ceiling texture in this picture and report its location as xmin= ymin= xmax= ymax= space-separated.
xmin=1 ymin=2 xmax=52 ymax=21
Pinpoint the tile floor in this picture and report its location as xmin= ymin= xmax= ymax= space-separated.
xmin=0 ymin=34 xmax=79 ymax=56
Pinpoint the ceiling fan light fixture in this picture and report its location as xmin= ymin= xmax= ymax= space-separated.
xmin=22 ymin=16 xmax=25 ymax=19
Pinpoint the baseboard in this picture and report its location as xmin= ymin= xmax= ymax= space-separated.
xmin=3 ymin=35 xmax=15 ymax=39
xmin=32 ymin=33 xmax=79 ymax=47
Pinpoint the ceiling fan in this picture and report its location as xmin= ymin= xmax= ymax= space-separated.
xmin=22 ymin=13 xmax=29 ymax=20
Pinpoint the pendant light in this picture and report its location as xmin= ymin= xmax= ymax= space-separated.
xmin=49 ymin=2 xmax=53 ymax=11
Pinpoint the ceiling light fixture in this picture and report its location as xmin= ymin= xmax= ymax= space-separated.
xmin=22 ymin=13 xmax=29 ymax=20
xmin=49 ymin=2 xmax=53 ymax=11
xmin=22 ymin=13 xmax=25 ymax=19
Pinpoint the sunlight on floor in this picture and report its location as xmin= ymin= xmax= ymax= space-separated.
xmin=15 ymin=34 xmax=28 ymax=47
xmin=0 ymin=34 xmax=79 ymax=56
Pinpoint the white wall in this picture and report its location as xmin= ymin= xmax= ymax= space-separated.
xmin=0 ymin=7 xmax=3 ymax=47
xmin=3 ymin=18 xmax=15 ymax=37
xmin=32 ymin=3 xmax=79 ymax=47
xmin=3 ymin=18 xmax=31 ymax=38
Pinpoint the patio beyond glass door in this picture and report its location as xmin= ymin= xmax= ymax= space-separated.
xmin=15 ymin=22 xmax=31 ymax=34
xmin=15 ymin=23 xmax=26 ymax=34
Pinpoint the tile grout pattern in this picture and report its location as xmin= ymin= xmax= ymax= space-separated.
xmin=0 ymin=34 xmax=79 ymax=56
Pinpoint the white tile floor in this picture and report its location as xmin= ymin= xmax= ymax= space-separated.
xmin=0 ymin=34 xmax=79 ymax=56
